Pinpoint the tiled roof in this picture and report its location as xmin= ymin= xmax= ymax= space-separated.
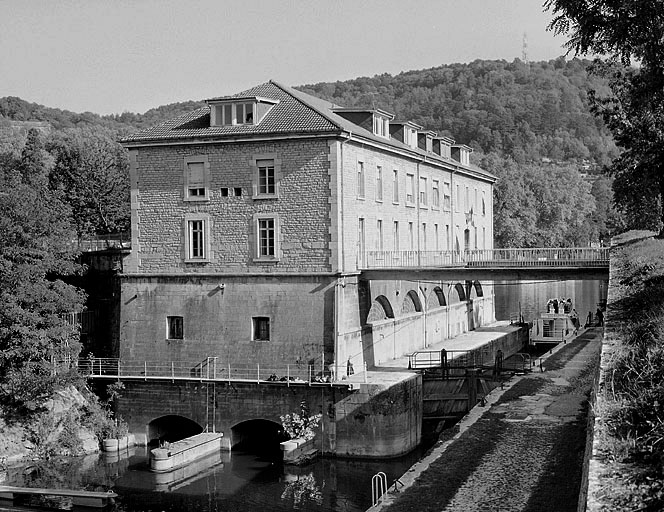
xmin=120 ymin=80 xmax=495 ymax=181
xmin=120 ymin=81 xmax=341 ymax=143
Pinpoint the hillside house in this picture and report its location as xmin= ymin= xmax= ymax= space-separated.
xmin=119 ymin=80 xmax=496 ymax=379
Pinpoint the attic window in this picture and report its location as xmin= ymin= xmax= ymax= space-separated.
xmin=213 ymin=102 xmax=254 ymax=126
xmin=208 ymin=96 xmax=278 ymax=127
xmin=373 ymin=114 xmax=390 ymax=139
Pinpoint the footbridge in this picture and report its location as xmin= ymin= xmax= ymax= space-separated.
xmin=360 ymin=247 xmax=609 ymax=281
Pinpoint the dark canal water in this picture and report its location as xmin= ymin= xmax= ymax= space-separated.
xmin=494 ymin=279 xmax=607 ymax=324
xmin=3 ymin=279 xmax=608 ymax=512
xmin=3 ymin=444 xmax=432 ymax=512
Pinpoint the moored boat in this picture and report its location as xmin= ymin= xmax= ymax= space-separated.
xmin=530 ymin=297 xmax=580 ymax=345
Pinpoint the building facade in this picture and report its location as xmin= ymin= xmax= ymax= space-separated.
xmin=119 ymin=81 xmax=496 ymax=379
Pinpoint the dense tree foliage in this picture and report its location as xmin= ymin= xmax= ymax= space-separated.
xmin=299 ymin=58 xmax=618 ymax=167
xmin=48 ymin=127 xmax=130 ymax=237
xmin=0 ymin=129 xmax=85 ymax=410
xmin=547 ymin=0 xmax=664 ymax=236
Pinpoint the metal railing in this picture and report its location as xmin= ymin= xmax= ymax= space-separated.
xmin=408 ymin=349 xmax=489 ymax=370
xmin=74 ymin=233 xmax=131 ymax=252
xmin=78 ymin=357 xmax=337 ymax=385
xmin=362 ymin=247 xmax=609 ymax=269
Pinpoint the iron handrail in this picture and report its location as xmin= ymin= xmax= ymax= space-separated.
xmin=77 ymin=358 xmax=336 ymax=384
xmin=362 ymin=247 xmax=609 ymax=269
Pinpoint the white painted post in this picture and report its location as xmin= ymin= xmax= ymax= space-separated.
xmin=144 ymin=361 xmax=147 ymax=381
xmin=171 ymin=362 xmax=174 ymax=380
xmin=364 ymin=362 xmax=368 ymax=383
xmin=257 ymin=363 xmax=260 ymax=383
xmin=228 ymin=363 xmax=231 ymax=384
xmin=287 ymin=365 xmax=290 ymax=387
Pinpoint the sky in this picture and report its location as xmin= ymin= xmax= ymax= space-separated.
xmin=1 ymin=0 xmax=568 ymax=115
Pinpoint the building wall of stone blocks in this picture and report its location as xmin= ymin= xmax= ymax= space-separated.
xmin=126 ymin=139 xmax=332 ymax=274
xmin=119 ymin=274 xmax=335 ymax=369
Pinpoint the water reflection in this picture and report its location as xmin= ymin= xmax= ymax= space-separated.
xmin=494 ymin=279 xmax=607 ymax=324
xmin=4 ymin=444 xmax=427 ymax=512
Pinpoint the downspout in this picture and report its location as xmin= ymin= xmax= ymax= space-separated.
xmin=334 ymin=132 xmax=352 ymax=380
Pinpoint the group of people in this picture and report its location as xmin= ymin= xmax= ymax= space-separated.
xmin=546 ymin=297 xmax=573 ymax=314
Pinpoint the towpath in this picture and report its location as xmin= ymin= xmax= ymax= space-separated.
xmin=372 ymin=328 xmax=603 ymax=512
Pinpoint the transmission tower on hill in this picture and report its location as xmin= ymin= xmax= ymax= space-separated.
xmin=522 ymin=32 xmax=530 ymax=72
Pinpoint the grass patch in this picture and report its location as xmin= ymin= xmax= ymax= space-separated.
xmin=598 ymin=232 xmax=664 ymax=509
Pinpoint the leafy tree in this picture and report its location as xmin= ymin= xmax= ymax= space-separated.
xmin=48 ymin=127 xmax=130 ymax=238
xmin=546 ymin=0 xmax=664 ymax=236
xmin=0 ymin=129 xmax=85 ymax=409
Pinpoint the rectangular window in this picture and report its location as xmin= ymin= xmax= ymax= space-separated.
xmin=406 ymin=173 xmax=415 ymax=204
xmin=443 ymin=182 xmax=451 ymax=210
xmin=422 ymin=223 xmax=427 ymax=251
xmin=189 ymin=220 xmax=205 ymax=259
xmin=376 ymin=166 xmax=383 ymax=202
xmin=474 ymin=188 xmax=478 ymax=213
xmin=257 ymin=159 xmax=275 ymax=195
xmin=167 ymin=316 xmax=183 ymax=340
xmin=236 ymin=102 xmax=254 ymax=124
xmin=184 ymin=156 xmax=209 ymax=201
xmin=258 ymin=218 xmax=275 ymax=257
xmin=408 ymin=222 xmax=414 ymax=250
xmin=253 ymin=316 xmax=270 ymax=341
xmin=376 ymin=220 xmax=383 ymax=251
xmin=435 ymin=223 xmax=439 ymax=251
xmin=432 ymin=180 xmax=440 ymax=208
xmin=392 ymin=170 xmax=399 ymax=203
xmin=446 ymin=224 xmax=450 ymax=250
xmin=357 ymin=161 xmax=365 ymax=198
xmin=419 ymin=177 xmax=427 ymax=206
xmin=456 ymin=184 xmax=461 ymax=212
xmin=465 ymin=186 xmax=470 ymax=212
xmin=393 ymin=221 xmax=399 ymax=252
xmin=482 ymin=190 xmax=487 ymax=216
xmin=483 ymin=227 xmax=486 ymax=249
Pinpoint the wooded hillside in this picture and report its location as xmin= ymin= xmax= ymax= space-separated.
xmin=0 ymin=57 xmax=624 ymax=246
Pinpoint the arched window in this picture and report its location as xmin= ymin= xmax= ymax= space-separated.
xmin=427 ymin=286 xmax=446 ymax=309
xmin=367 ymin=295 xmax=395 ymax=322
xmin=401 ymin=290 xmax=422 ymax=314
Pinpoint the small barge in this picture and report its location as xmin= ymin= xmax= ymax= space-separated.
xmin=150 ymin=432 xmax=223 ymax=473
xmin=530 ymin=298 xmax=580 ymax=345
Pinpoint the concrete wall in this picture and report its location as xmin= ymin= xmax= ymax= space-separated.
xmin=114 ymin=375 xmax=421 ymax=458
xmin=119 ymin=274 xmax=334 ymax=368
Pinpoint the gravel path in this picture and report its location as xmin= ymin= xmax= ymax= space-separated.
xmin=374 ymin=329 xmax=602 ymax=512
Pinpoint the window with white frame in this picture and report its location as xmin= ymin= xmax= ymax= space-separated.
xmin=376 ymin=219 xmax=383 ymax=251
xmin=393 ymin=221 xmax=399 ymax=252
xmin=482 ymin=190 xmax=487 ymax=216
xmin=443 ymin=181 xmax=451 ymax=210
xmin=183 ymin=156 xmax=210 ymax=201
xmin=432 ymin=180 xmax=440 ymax=208
xmin=456 ymin=184 xmax=461 ymax=212
xmin=254 ymin=214 xmax=280 ymax=260
xmin=357 ymin=161 xmax=365 ymax=199
xmin=393 ymin=170 xmax=399 ymax=203
xmin=252 ymin=154 xmax=280 ymax=199
xmin=435 ymin=223 xmax=439 ymax=251
xmin=252 ymin=316 xmax=270 ymax=341
xmin=376 ymin=166 xmax=383 ymax=202
xmin=167 ymin=316 xmax=183 ymax=340
xmin=446 ymin=224 xmax=450 ymax=250
xmin=184 ymin=214 xmax=211 ymax=262
xmin=408 ymin=222 xmax=414 ymax=250
xmin=406 ymin=173 xmax=415 ymax=204
xmin=213 ymin=102 xmax=255 ymax=125
xmin=465 ymin=186 xmax=470 ymax=212
xmin=419 ymin=177 xmax=428 ymax=206
xmin=373 ymin=115 xmax=390 ymax=138
xmin=422 ymin=223 xmax=427 ymax=251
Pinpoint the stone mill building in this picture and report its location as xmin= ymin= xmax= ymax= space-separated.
xmin=118 ymin=80 xmax=496 ymax=381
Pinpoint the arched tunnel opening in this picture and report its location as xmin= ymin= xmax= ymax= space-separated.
xmin=231 ymin=419 xmax=288 ymax=459
xmin=147 ymin=415 xmax=204 ymax=446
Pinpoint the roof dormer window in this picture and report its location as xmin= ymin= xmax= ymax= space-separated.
xmin=207 ymin=96 xmax=278 ymax=127
xmin=373 ymin=113 xmax=391 ymax=139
